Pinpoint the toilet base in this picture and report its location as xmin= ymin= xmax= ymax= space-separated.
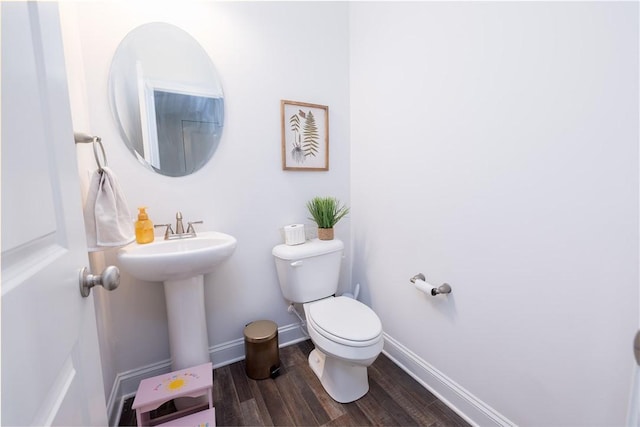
xmin=308 ymin=349 xmax=369 ymax=403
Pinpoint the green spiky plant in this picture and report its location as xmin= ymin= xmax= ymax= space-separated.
xmin=306 ymin=197 xmax=350 ymax=229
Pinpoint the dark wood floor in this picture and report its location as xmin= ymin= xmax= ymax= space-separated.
xmin=119 ymin=340 xmax=469 ymax=426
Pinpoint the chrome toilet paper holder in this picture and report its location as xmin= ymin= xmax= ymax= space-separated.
xmin=410 ymin=273 xmax=452 ymax=296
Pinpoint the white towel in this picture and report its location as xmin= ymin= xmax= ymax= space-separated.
xmin=83 ymin=167 xmax=134 ymax=252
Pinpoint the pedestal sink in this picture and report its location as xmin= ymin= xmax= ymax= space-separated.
xmin=116 ymin=232 xmax=237 ymax=373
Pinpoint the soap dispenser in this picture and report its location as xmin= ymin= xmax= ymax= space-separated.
xmin=135 ymin=207 xmax=154 ymax=244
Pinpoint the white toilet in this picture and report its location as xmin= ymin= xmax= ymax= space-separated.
xmin=272 ymin=238 xmax=383 ymax=403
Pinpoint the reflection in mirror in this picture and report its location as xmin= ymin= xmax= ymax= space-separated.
xmin=109 ymin=23 xmax=224 ymax=177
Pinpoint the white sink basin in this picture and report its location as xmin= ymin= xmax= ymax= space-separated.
xmin=116 ymin=231 xmax=237 ymax=282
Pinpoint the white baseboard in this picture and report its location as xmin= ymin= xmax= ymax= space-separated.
xmin=107 ymin=322 xmax=307 ymax=426
xmin=382 ymin=332 xmax=515 ymax=427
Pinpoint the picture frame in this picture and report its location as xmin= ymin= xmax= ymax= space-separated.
xmin=281 ymin=100 xmax=329 ymax=171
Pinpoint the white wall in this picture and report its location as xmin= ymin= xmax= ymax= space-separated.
xmin=61 ymin=0 xmax=351 ymax=414
xmin=350 ymin=2 xmax=638 ymax=426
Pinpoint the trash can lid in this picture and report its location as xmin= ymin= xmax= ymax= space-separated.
xmin=244 ymin=320 xmax=277 ymax=343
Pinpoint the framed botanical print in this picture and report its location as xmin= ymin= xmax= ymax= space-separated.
xmin=281 ymin=100 xmax=329 ymax=171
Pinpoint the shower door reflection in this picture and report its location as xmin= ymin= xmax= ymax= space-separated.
xmin=142 ymin=86 xmax=223 ymax=176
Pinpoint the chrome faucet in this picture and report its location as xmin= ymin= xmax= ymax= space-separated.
xmin=155 ymin=212 xmax=203 ymax=240
xmin=175 ymin=212 xmax=185 ymax=235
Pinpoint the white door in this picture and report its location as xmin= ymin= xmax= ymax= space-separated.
xmin=1 ymin=2 xmax=108 ymax=426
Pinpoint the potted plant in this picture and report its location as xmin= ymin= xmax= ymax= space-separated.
xmin=306 ymin=196 xmax=350 ymax=240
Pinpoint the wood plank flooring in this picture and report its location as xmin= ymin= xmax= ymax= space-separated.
xmin=119 ymin=340 xmax=469 ymax=426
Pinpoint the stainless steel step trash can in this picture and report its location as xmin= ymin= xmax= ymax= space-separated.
xmin=244 ymin=320 xmax=280 ymax=379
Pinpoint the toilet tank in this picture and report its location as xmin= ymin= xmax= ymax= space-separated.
xmin=272 ymin=239 xmax=344 ymax=303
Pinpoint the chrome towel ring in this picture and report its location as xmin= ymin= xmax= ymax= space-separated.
xmin=74 ymin=132 xmax=108 ymax=172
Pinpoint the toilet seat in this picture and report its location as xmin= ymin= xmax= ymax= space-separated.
xmin=306 ymin=296 xmax=382 ymax=347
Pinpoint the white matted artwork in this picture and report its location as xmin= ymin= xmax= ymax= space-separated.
xmin=281 ymin=100 xmax=329 ymax=171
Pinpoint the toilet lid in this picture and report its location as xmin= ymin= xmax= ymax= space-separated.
xmin=308 ymin=296 xmax=382 ymax=343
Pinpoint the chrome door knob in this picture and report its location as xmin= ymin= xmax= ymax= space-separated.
xmin=79 ymin=266 xmax=120 ymax=297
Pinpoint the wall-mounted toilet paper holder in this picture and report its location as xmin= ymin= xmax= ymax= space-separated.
xmin=410 ymin=273 xmax=452 ymax=296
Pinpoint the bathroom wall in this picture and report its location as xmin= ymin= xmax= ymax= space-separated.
xmin=60 ymin=1 xmax=350 ymax=416
xmin=350 ymin=2 xmax=638 ymax=426
xmin=61 ymin=2 xmax=639 ymax=425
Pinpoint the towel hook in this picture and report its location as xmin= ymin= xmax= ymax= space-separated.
xmin=74 ymin=132 xmax=108 ymax=172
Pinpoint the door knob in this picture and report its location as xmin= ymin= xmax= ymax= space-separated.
xmin=79 ymin=266 xmax=120 ymax=297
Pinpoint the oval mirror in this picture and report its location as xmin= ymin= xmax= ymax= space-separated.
xmin=109 ymin=23 xmax=224 ymax=177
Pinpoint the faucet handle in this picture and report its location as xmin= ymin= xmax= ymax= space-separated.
xmin=154 ymin=224 xmax=174 ymax=240
xmin=186 ymin=221 xmax=203 ymax=234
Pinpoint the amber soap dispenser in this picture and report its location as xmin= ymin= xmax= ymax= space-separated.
xmin=135 ymin=207 xmax=154 ymax=244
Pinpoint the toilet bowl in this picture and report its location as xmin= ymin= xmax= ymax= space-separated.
xmin=273 ymin=238 xmax=383 ymax=403
xmin=303 ymin=296 xmax=383 ymax=403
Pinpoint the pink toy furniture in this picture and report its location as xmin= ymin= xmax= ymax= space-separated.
xmin=132 ymin=362 xmax=215 ymax=426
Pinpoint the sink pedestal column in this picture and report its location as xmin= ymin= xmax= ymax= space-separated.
xmin=163 ymin=275 xmax=210 ymax=371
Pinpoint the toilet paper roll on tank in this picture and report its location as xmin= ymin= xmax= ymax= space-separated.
xmin=283 ymin=224 xmax=306 ymax=245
